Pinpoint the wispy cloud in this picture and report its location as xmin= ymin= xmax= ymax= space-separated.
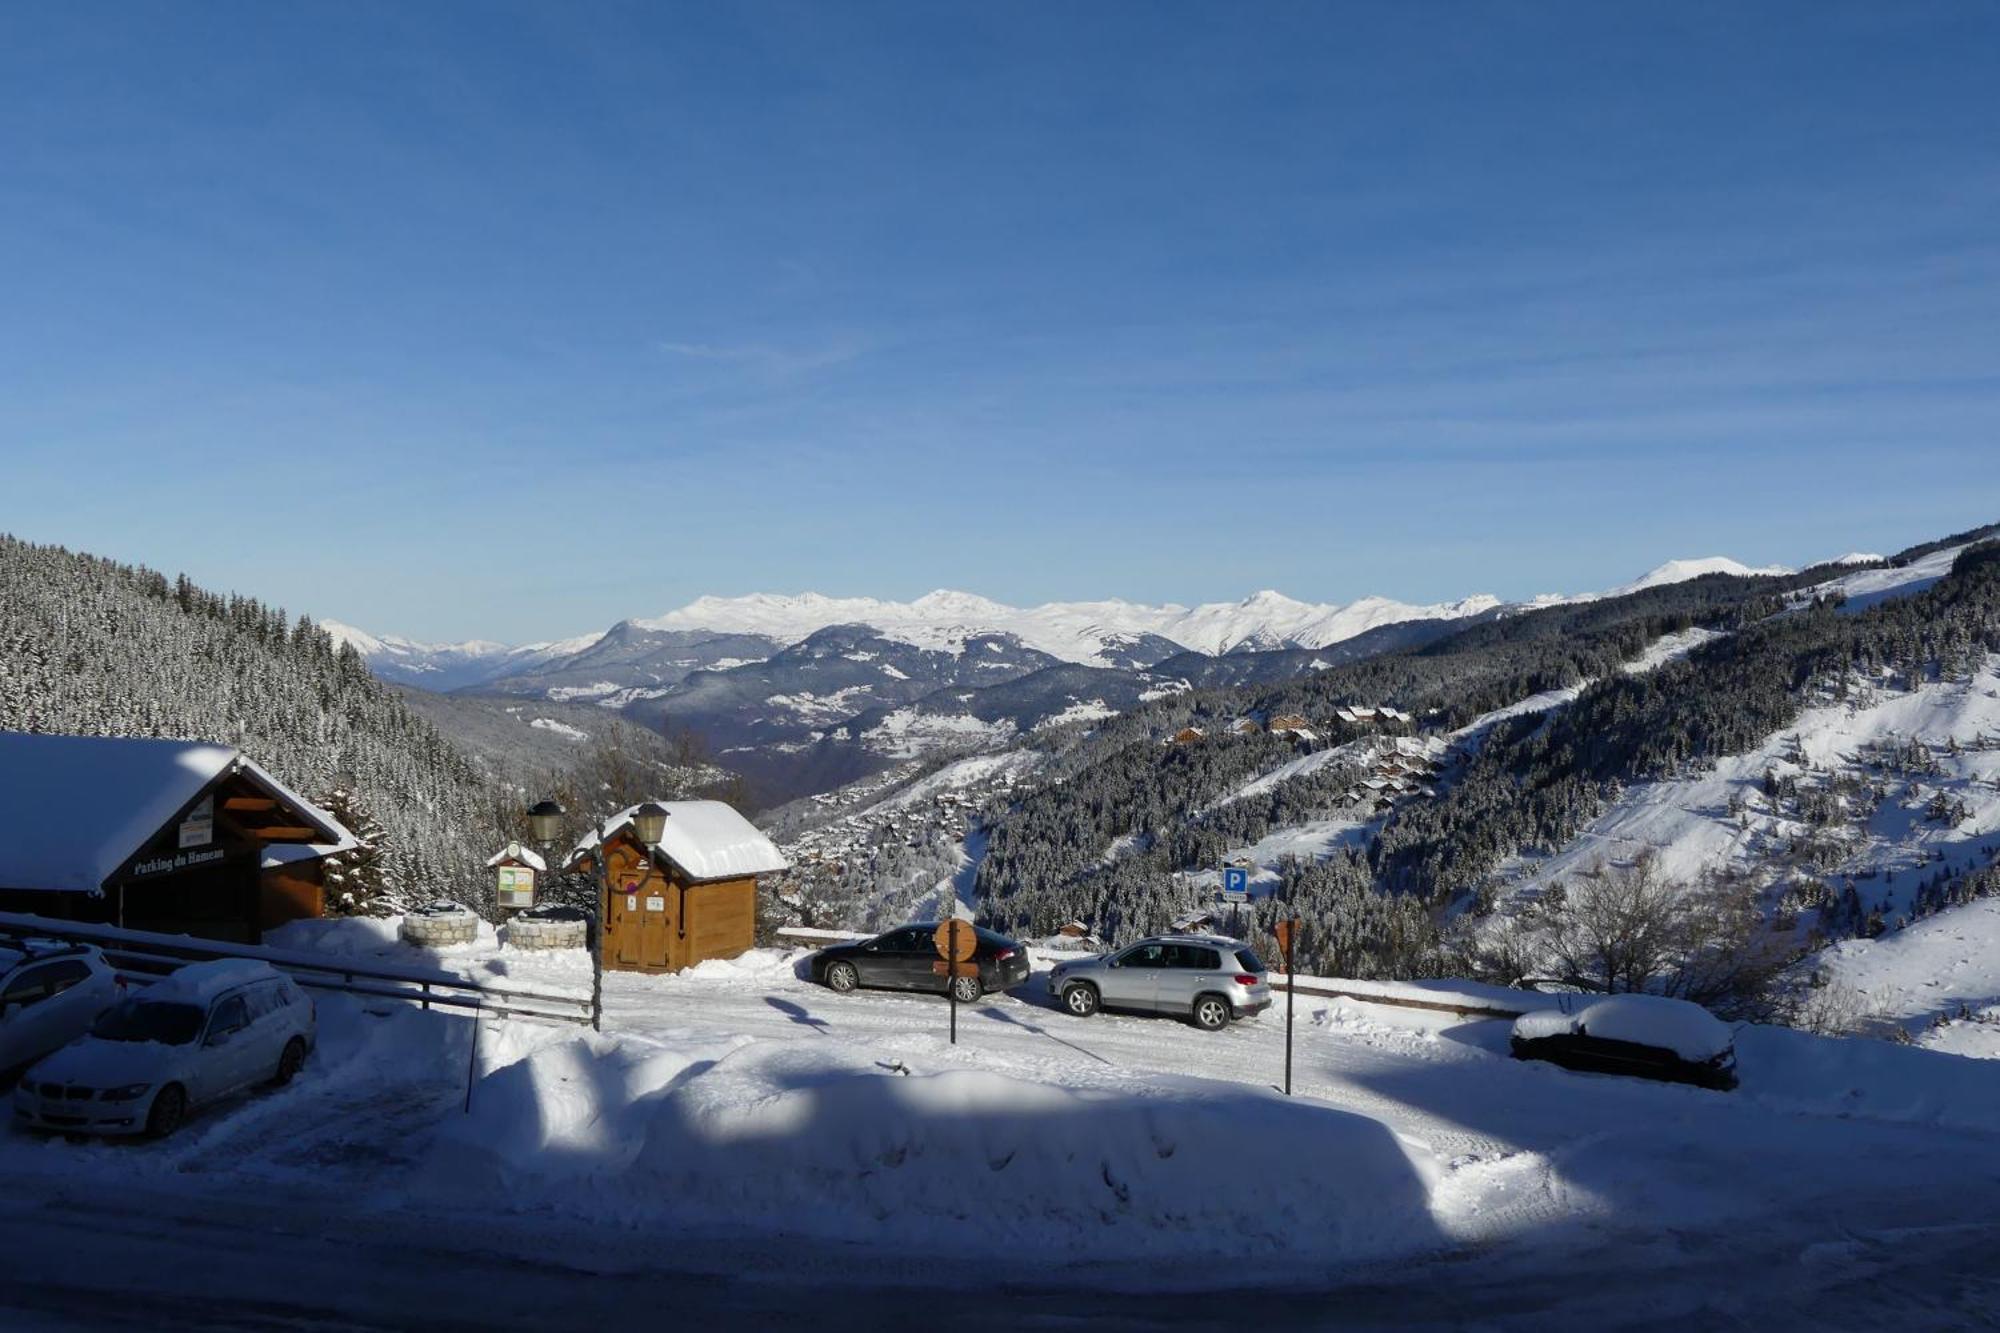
xmin=655 ymin=335 xmax=868 ymax=378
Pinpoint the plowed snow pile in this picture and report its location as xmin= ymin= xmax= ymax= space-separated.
xmin=426 ymin=1033 xmax=1442 ymax=1261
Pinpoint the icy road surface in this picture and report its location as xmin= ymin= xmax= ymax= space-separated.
xmin=1 ymin=947 xmax=1997 ymax=1329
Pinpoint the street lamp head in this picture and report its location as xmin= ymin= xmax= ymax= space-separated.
xmin=526 ymin=799 xmax=565 ymax=846
xmin=630 ymin=801 xmax=670 ymax=849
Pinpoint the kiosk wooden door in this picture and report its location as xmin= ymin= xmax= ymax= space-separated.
xmin=605 ymin=864 xmax=680 ymax=971
xmin=638 ymin=882 xmax=677 ymax=970
xmin=606 ymin=878 xmax=640 ymax=968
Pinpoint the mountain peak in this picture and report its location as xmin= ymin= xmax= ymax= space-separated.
xmin=1610 ymin=557 xmax=1794 ymax=597
xmin=911 ymin=589 xmax=1014 ymax=618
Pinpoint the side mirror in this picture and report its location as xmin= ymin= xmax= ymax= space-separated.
xmin=206 ymin=1028 xmax=233 ymax=1048
xmin=863 ymin=944 xmax=879 ymax=953
xmin=1106 ymin=958 xmax=1119 ymax=969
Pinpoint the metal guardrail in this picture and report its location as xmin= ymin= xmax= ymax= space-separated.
xmin=774 ymin=926 xmax=871 ymax=946
xmin=0 ymin=911 xmax=593 ymax=1028
xmin=1266 ymin=975 xmax=1536 ymax=1020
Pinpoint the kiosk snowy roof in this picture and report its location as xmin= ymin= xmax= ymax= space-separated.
xmin=567 ymin=801 xmax=789 ymax=883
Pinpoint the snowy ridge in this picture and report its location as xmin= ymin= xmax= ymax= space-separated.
xmin=635 ymin=587 xmax=1502 ymax=664
xmin=1794 ymin=542 xmax=1972 ymax=615
xmin=1597 ymin=556 xmax=1794 ymax=599
xmin=320 ymin=619 xmax=608 ymax=689
xmin=326 ymin=549 xmax=1821 ymax=683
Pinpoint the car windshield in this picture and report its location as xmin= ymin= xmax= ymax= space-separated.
xmin=91 ymin=998 xmax=204 ymax=1045
xmin=1234 ymin=948 xmax=1267 ymax=974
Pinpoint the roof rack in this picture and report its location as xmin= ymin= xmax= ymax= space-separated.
xmin=0 ymin=935 xmax=91 ymax=963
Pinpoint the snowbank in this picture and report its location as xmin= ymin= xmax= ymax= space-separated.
xmin=1735 ymin=1023 xmax=2000 ymax=1134
xmin=264 ymin=913 xmax=590 ymax=994
xmin=425 ymin=1034 xmax=1442 ymax=1262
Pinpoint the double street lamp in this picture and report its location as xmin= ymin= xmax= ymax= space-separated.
xmin=525 ymin=798 xmax=671 ymax=1033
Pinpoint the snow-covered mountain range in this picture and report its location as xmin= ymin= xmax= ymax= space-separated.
xmin=321 ymin=551 xmax=1865 ymax=803
xmin=328 ymin=552 xmax=1819 ymax=686
xmin=320 ymin=621 xmax=606 ymax=690
xmin=632 ymin=587 xmax=1505 ymax=663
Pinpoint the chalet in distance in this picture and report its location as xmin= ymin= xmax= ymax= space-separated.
xmin=0 ymin=732 xmax=358 ymax=943
xmin=565 ymin=801 xmax=789 ymax=974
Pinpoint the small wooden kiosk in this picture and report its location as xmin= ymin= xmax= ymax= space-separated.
xmin=0 ymin=731 xmax=359 ymax=943
xmin=565 ymin=801 xmax=788 ymax=974
xmin=486 ymin=842 xmax=547 ymax=914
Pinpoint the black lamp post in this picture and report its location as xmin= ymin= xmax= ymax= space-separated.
xmin=526 ymin=798 xmax=602 ymax=1032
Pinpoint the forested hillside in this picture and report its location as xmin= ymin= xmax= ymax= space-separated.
xmin=974 ymin=527 xmax=2000 ymax=997
xmin=0 ymin=535 xmax=495 ymax=906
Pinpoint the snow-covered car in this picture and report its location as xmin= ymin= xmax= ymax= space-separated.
xmin=1509 ymin=994 xmax=1737 ymax=1090
xmin=1048 ymin=935 xmax=1271 ymax=1031
xmin=0 ymin=941 xmax=122 ymax=1082
xmin=14 ymin=959 xmax=316 ymax=1138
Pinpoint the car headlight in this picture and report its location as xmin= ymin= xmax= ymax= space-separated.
xmin=101 ymin=1084 xmax=152 ymax=1102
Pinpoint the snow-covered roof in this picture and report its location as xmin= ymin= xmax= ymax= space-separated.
xmin=486 ymin=841 xmax=548 ymax=872
xmin=0 ymin=732 xmax=355 ymax=893
xmin=569 ymin=801 xmax=789 ymax=882
xmin=261 ymin=842 xmax=352 ymax=871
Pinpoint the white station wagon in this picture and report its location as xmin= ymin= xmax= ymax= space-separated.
xmin=15 ymin=958 xmax=316 ymax=1138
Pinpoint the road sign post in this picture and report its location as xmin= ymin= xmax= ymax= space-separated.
xmin=1274 ymin=917 xmax=1300 ymax=1096
xmin=1221 ymin=865 xmax=1250 ymax=903
xmin=933 ymin=918 xmax=975 ymax=1046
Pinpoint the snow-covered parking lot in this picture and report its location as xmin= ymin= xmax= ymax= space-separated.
xmin=4 ymin=937 xmax=2000 ymax=1329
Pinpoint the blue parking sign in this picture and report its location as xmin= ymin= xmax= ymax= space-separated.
xmin=1221 ymin=866 xmax=1250 ymax=900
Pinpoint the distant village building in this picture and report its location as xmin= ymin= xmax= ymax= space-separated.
xmin=1170 ymin=726 xmax=1207 ymax=746
xmin=0 ymin=732 xmax=358 ymax=944
xmin=566 ymin=800 xmax=789 ymax=974
xmin=1170 ymin=907 xmax=1218 ymax=933
xmin=1231 ymin=717 xmax=1263 ymax=736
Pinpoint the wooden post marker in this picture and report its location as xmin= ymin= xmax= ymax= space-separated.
xmin=934 ymin=918 xmax=975 ymax=1045
xmin=1274 ymin=918 xmax=1301 ymax=1096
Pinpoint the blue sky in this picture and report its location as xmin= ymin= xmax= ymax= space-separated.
xmin=2 ymin=2 xmax=1996 ymax=643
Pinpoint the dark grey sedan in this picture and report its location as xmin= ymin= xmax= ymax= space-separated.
xmin=812 ymin=924 xmax=1030 ymax=1003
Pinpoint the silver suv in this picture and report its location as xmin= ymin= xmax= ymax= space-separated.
xmin=1047 ymin=934 xmax=1271 ymax=1030
xmin=1 ymin=941 xmax=121 ymax=1080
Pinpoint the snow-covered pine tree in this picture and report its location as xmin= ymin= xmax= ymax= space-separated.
xmin=315 ymin=785 xmax=397 ymax=917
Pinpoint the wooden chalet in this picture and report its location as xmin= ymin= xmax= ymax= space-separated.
xmin=0 ymin=732 xmax=358 ymax=944
xmin=1267 ymin=713 xmax=1322 ymax=748
xmin=1170 ymin=726 xmax=1208 ymax=746
xmin=566 ymin=800 xmax=789 ymax=974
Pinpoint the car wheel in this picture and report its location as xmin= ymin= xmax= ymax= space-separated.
xmin=949 ymin=974 xmax=982 ymax=1004
xmin=825 ymin=961 xmax=860 ymax=994
xmin=1061 ymin=982 xmax=1100 ymax=1018
xmin=271 ymin=1037 xmax=306 ymax=1087
xmin=146 ymin=1084 xmax=188 ymax=1139
xmin=1192 ymin=995 xmax=1231 ymax=1031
